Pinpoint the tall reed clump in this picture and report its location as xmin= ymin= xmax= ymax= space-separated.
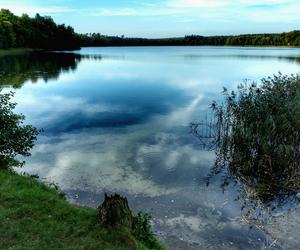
xmin=212 ymin=73 xmax=300 ymax=203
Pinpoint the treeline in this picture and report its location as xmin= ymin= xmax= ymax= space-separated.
xmin=185 ymin=31 xmax=300 ymax=46
xmin=1 ymin=8 xmax=300 ymax=50
xmin=0 ymin=9 xmax=80 ymax=50
xmin=79 ymin=31 xmax=300 ymax=47
xmin=78 ymin=33 xmax=184 ymax=47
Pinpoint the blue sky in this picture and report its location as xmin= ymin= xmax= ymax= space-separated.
xmin=1 ymin=0 xmax=300 ymax=37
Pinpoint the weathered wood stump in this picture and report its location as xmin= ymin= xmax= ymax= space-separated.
xmin=97 ymin=193 xmax=133 ymax=228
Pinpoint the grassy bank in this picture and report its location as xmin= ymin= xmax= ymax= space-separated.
xmin=0 ymin=170 xmax=163 ymax=250
xmin=0 ymin=48 xmax=40 ymax=57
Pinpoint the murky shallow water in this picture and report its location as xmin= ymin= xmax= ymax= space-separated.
xmin=2 ymin=46 xmax=300 ymax=249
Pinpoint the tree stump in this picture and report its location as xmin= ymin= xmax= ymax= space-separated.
xmin=97 ymin=193 xmax=133 ymax=228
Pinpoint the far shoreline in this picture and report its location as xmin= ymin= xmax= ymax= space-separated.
xmin=1 ymin=45 xmax=300 ymax=56
xmin=79 ymin=45 xmax=300 ymax=49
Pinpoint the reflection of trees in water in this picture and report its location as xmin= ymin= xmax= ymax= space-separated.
xmin=0 ymin=52 xmax=101 ymax=88
xmin=183 ymin=54 xmax=300 ymax=65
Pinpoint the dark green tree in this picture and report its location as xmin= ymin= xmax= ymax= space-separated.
xmin=0 ymin=9 xmax=80 ymax=50
xmin=0 ymin=10 xmax=16 ymax=48
xmin=0 ymin=91 xmax=39 ymax=169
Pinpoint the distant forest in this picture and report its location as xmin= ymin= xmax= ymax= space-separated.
xmin=79 ymin=32 xmax=300 ymax=47
xmin=1 ymin=9 xmax=300 ymax=50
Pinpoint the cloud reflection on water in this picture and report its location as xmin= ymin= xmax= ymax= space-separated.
xmin=9 ymin=47 xmax=300 ymax=249
xmin=21 ymin=95 xmax=215 ymax=197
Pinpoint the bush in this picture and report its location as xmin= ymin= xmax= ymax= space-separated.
xmin=212 ymin=73 xmax=300 ymax=202
xmin=97 ymin=194 xmax=163 ymax=249
xmin=132 ymin=212 xmax=162 ymax=249
xmin=0 ymin=91 xmax=38 ymax=169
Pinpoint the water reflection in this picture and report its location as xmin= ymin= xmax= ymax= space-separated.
xmin=0 ymin=52 xmax=101 ymax=88
xmin=3 ymin=47 xmax=300 ymax=249
xmin=183 ymin=54 xmax=300 ymax=65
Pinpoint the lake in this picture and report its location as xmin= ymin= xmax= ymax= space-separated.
xmin=2 ymin=46 xmax=300 ymax=249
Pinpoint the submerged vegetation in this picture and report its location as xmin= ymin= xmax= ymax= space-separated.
xmin=209 ymin=74 xmax=300 ymax=203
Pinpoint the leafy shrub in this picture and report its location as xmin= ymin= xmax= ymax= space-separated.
xmin=212 ymin=73 xmax=300 ymax=202
xmin=0 ymin=91 xmax=38 ymax=169
xmin=132 ymin=212 xmax=162 ymax=249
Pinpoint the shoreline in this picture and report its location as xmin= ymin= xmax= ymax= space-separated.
xmin=0 ymin=170 xmax=164 ymax=250
xmin=79 ymin=45 xmax=300 ymax=49
xmin=1 ymin=44 xmax=300 ymax=54
xmin=0 ymin=48 xmax=42 ymax=57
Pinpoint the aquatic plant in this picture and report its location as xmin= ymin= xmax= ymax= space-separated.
xmin=210 ymin=73 xmax=300 ymax=203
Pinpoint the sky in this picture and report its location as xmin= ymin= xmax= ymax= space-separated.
xmin=1 ymin=0 xmax=300 ymax=38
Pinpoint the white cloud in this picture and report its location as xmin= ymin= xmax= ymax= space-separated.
xmin=0 ymin=4 xmax=76 ymax=15
xmin=241 ymin=0 xmax=292 ymax=4
xmin=167 ymin=0 xmax=227 ymax=8
xmin=97 ymin=8 xmax=138 ymax=17
xmin=2 ymin=0 xmax=299 ymax=28
xmin=94 ymin=7 xmax=181 ymax=17
xmin=240 ymin=1 xmax=300 ymax=23
xmin=93 ymin=0 xmax=228 ymax=17
xmin=86 ymin=0 xmax=300 ymax=26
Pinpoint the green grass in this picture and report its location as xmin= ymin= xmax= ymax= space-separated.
xmin=0 ymin=48 xmax=40 ymax=57
xmin=0 ymin=170 xmax=163 ymax=250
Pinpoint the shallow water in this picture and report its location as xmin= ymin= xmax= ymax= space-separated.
xmin=2 ymin=46 xmax=300 ymax=249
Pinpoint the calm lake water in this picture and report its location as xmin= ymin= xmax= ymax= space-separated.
xmin=2 ymin=46 xmax=300 ymax=249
